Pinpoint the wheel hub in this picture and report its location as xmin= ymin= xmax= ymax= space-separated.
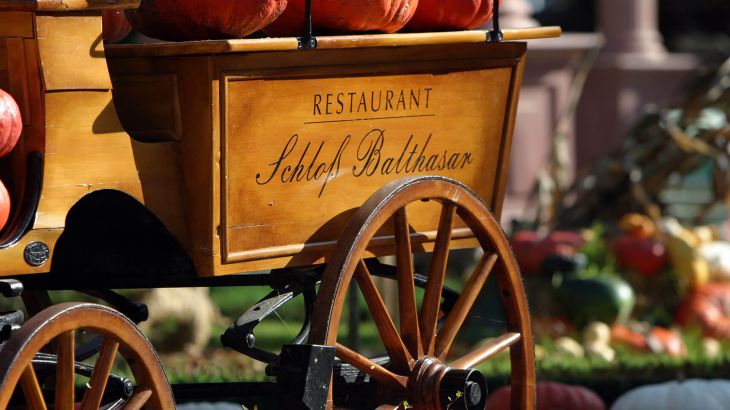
xmin=407 ymin=357 xmax=487 ymax=409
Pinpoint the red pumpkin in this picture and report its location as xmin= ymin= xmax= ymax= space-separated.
xmin=264 ymin=0 xmax=418 ymax=36
xmin=676 ymin=283 xmax=730 ymax=340
xmin=488 ymin=381 xmax=605 ymax=410
xmin=510 ymin=230 xmax=584 ymax=275
xmin=0 ymin=88 xmax=22 ymax=158
xmin=102 ymin=10 xmax=133 ymax=43
xmin=613 ymin=235 xmax=667 ymax=276
xmin=406 ymin=0 xmax=501 ymax=31
xmin=126 ymin=0 xmax=288 ymax=41
xmin=0 ymin=179 xmax=9 ymax=231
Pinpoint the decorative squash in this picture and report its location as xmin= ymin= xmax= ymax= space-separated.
xmin=0 ymin=179 xmax=9 ymax=231
xmin=511 ymin=230 xmax=583 ymax=275
xmin=619 ymin=213 xmax=656 ymax=239
xmin=676 ymin=283 xmax=730 ymax=339
xmin=488 ymin=381 xmax=605 ymax=410
xmin=0 ymin=88 xmax=22 ymax=158
xmin=611 ymin=324 xmax=687 ymax=357
xmin=554 ymin=275 xmax=635 ymax=328
xmin=102 ymin=9 xmax=133 ymax=43
xmin=611 ymin=379 xmax=730 ymax=410
xmin=264 ymin=0 xmax=418 ymax=36
xmin=126 ymin=0 xmax=288 ymax=41
xmin=406 ymin=0 xmax=500 ymax=32
xmin=613 ymin=234 xmax=667 ymax=276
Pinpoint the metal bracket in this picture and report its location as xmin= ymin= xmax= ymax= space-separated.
xmin=0 ymin=279 xmax=23 ymax=297
xmin=221 ymin=270 xmax=317 ymax=364
xmin=487 ymin=0 xmax=503 ymax=42
xmin=0 ymin=310 xmax=24 ymax=343
xmin=298 ymin=0 xmax=317 ymax=49
xmin=274 ymin=344 xmax=336 ymax=410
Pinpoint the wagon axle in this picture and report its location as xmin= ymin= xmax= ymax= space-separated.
xmin=408 ymin=358 xmax=488 ymax=409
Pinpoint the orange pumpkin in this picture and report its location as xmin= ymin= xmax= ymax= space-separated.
xmin=406 ymin=0 xmax=500 ymax=31
xmin=102 ymin=10 xmax=133 ymax=43
xmin=0 ymin=88 xmax=22 ymax=158
xmin=126 ymin=0 xmax=288 ymax=41
xmin=264 ymin=0 xmax=418 ymax=36
xmin=0 ymin=179 xmax=9 ymax=231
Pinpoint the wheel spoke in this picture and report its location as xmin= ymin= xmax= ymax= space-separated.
xmin=80 ymin=338 xmax=119 ymax=410
xmin=435 ymin=253 xmax=498 ymax=360
xmin=450 ymin=332 xmax=521 ymax=369
xmin=20 ymin=365 xmax=48 ymax=410
xmin=420 ymin=202 xmax=456 ymax=355
xmin=336 ymin=343 xmax=408 ymax=389
xmin=355 ymin=260 xmax=413 ymax=372
xmin=56 ymin=330 xmax=76 ymax=410
xmin=393 ymin=207 xmax=423 ymax=359
xmin=123 ymin=388 xmax=152 ymax=410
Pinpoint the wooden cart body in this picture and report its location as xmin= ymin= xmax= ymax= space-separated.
xmin=0 ymin=7 xmax=530 ymax=279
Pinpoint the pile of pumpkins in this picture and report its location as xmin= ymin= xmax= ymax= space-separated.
xmin=104 ymin=0 xmax=501 ymax=42
xmin=511 ymin=214 xmax=730 ymax=409
xmin=0 ymin=88 xmax=21 ymax=232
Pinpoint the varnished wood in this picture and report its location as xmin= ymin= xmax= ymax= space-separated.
xmin=335 ymin=343 xmax=408 ymax=389
xmin=435 ymin=253 xmax=498 ymax=360
xmin=0 ymin=12 xmax=34 ymax=38
xmin=0 ymin=0 xmax=139 ymax=11
xmin=55 ymin=330 xmax=75 ymax=410
xmin=80 ymin=338 xmax=119 ymax=410
xmin=105 ymin=28 xmax=561 ymax=58
xmin=0 ymin=303 xmax=175 ymax=409
xmin=20 ymin=365 xmax=47 ymax=410
xmin=35 ymin=14 xmax=112 ymax=91
xmin=309 ymin=177 xmax=535 ymax=408
xmin=124 ymin=388 xmax=153 ymax=410
xmin=450 ymin=332 xmax=521 ymax=369
xmin=420 ymin=202 xmax=455 ymax=355
xmin=354 ymin=260 xmax=413 ymax=372
xmin=393 ymin=208 xmax=423 ymax=359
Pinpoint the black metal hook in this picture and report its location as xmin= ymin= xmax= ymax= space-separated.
xmin=299 ymin=0 xmax=317 ymax=49
xmin=488 ymin=0 xmax=503 ymax=42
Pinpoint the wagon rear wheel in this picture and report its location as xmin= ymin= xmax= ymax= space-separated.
xmin=0 ymin=302 xmax=174 ymax=409
xmin=309 ymin=176 xmax=535 ymax=409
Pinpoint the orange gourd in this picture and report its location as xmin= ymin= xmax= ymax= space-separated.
xmin=126 ymin=0 xmax=288 ymax=41
xmin=0 ymin=88 xmax=22 ymax=158
xmin=264 ymin=0 xmax=418 ymax=36
xmin=0 ymin=179 xmax=9 ymax=231
xmin=406 ymin=0 xmax=500 ymax=31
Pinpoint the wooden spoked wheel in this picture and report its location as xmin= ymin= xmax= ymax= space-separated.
xmin=0 ymin=302 xmax=174 ymax=409
xmin=309 ymin=176 xmax=535 ymax=409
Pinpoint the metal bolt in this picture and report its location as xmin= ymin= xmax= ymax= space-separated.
xmin=464 ymin=381 xmax=482 ymax=407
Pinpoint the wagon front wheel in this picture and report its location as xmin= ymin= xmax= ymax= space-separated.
xmin=309 ymin=176 xmax=535 ymax=409
xmin=0 ymin=302 xmax=174 ymax=409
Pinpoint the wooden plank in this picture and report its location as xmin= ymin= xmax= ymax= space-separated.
xmin=0 ymin=11 xmax=34 ymax=38
xmin=5 ymin=38 xmax=31 ymax=125
xmin=35 ymin=14 xmax=111 ymax=90
xmin=221 ymin=67 xmax=512 ymax=264
xmin=0 ymin=0 xmax=139 ymax=11
xmin=0 ymin=39 xmax=7 ymax=91
xmin=105 ymin=28 xmax=560 ymax=58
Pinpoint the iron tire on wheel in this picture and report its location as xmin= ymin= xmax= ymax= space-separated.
xmin=309 ymin=176 xmax=536 ymax=409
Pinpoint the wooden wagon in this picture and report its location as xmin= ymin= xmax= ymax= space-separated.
xmin=0 ymin=0 xmax=560 ymax=408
